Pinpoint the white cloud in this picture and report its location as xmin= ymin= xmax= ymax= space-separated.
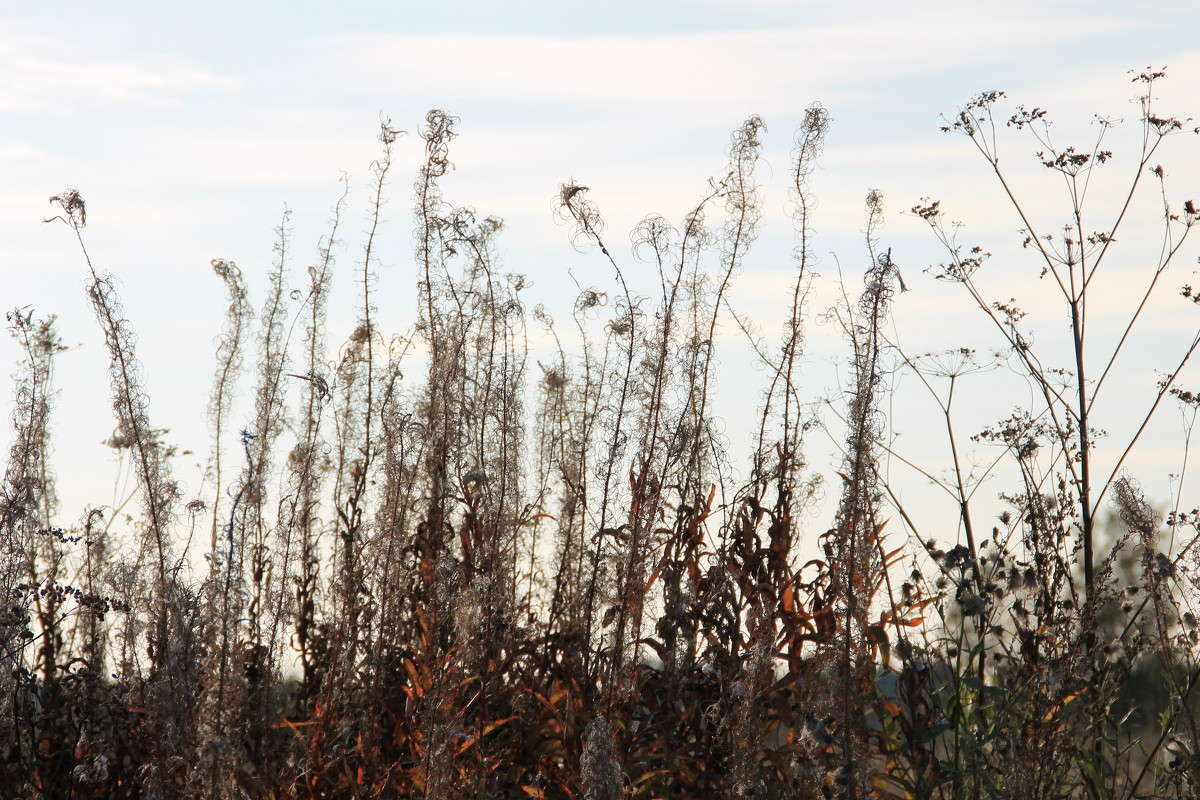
xmin=0 ymin=143 xmax=49 ymax=160
xmin=0 ymin=33 xmax=241 ymax=114
xmin=320 ymin=18 xmax=1136 ymax=117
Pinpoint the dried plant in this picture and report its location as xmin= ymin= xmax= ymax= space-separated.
xmin=7 ymin=72 xmax=1200 ymax=800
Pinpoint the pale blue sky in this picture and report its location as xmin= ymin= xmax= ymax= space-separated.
xmin=4 ymin=0 xmax=1200 ymax=537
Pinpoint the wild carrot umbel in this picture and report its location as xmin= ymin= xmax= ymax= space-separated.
xmin=871 ymin=69 xmax=1200 ymax=799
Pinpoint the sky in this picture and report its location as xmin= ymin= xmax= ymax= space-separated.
xmin=4 ymin=0 xmax=1200 ymax=547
